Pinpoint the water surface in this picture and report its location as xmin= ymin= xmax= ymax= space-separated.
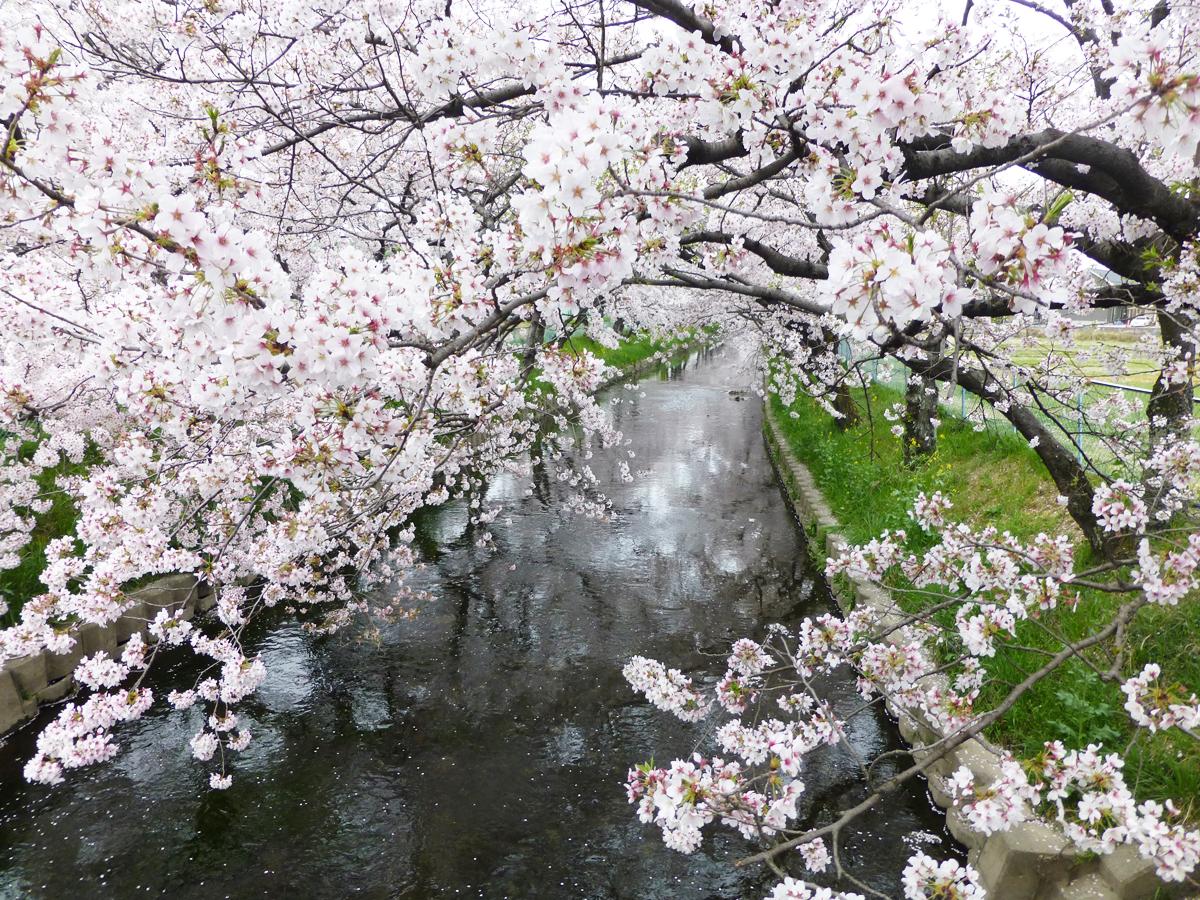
xmin=0 ymin=345 xmax=956 ymax=898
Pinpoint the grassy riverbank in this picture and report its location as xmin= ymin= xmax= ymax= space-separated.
xmin=0 ymin=454 xmax=85 ymax=627
xmin=768 ymin=384 xmax=1200 ymax=812
xmin=564 ymin=326 xmax=715 ymax=372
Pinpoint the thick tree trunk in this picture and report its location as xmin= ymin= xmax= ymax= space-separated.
xmin=822 ymin=327 xmax=859 ymax=430
xmin=832 ymin=380 xmax=860 ymax=430
xmin=521 ymin=315 xmax=545 ymax=373
xmin=903 ymin=366 xmax=939 ymax=465
xmin=1147 ymin=311 xmax=1193 ymax=448
xmin=1145 ymin=311 xmax=1195 ymax=518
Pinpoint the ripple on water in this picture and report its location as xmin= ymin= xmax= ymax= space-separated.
xmin=252 ymin=626 xmax=316 ymax=713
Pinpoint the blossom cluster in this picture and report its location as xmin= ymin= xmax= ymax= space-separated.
xmin=967 ymin=189 xmax=1073 ymax=310
xmin=946 ymin=758 xmax=1036 ymax=835
xmin=1029 ymin=742 xmax=1200 ymax=881
xmin=825 ymin=223 xmax=963 ymax=339
xmin=900 ymin=852 xmax=985 ymax=900
xmin=1104 ymin=21 xmax=1200 ymax=161
xmin=622 ymin=656 xmax=709 ymax=722
xmin=1121 ymin=664 xmax=1200 ymax=734
xmin=625 ymin=754 xmax=803 ymax=855
xmin=624 ymin=627 xmax=985 ymax=897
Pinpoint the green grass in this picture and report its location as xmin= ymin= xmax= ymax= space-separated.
xmin=563 ymin=327 xmax=710 ymax=371
xmin=0 ymin=458 xmax=84 ymax=626
xmin=1002 ymin=325 xmax=1165 ymax=390
xmin=769 ymin=382 xmax=1200 ymax=815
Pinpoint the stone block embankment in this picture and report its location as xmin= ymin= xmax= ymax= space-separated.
xmin=0 ymin=575 xmax=215 ymax=735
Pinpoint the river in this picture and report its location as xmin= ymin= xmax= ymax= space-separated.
xmin=0 ymin=344 xmax=957 ymax=898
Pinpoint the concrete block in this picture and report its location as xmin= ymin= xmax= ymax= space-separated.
xmin=907 ymin=703 xmax=946 ymax=741
xmin=0 ymin=670 xmax=34 ymax=732
xmin=946 ymin=805 xmax=986 ymax=851
xmin=136 ymin=587 xmax=171 ymax=614
xmin=975 ymin=820 xmax=1071 ymax=900
xmin=898 ymin=711 xmax=925 ymax=746
xmin=1057 ymin=872 xmax=1120 ymax=900
xmin=916 ymin=745 xmax=958 ymax=783
xmin=790 ymin=490 xmax=818 ymax=526
xmin=813 ymin=511 xmax=838 ymax=533
xmin=43 ymin=639 xmax=83 ymax=682
xmin=5 ymin=653 xmax=48 ymax=699
xmin=948 ymin=738 xmax=1004 ymax=785
xmin=813 ymin=520 xmax=832 ymax=547
xmin=116 ymin=599 xmax=148 ymax=641
xmin=854 ymin=581 xmax=892 ymax=616
xmin=78 ymin=622 xmax=117 ymax=658
xmin=136 ymin=573 xmax=200 ymax=613
xmin=1097 ymin=844 xmax=1163 ymax=900
xmin=824 ymin=571 xmax=854 ymax=612
xmin=829 ymin=587 xmax=853 ymax=615
xmin=1 ymin=573 xmax=213 ymax=738
xmin=35 ymin=676 xmax=74 ymax=704
xmin=825 ymin=531 xmax=848 ymax=560
xmin=790 ymin=490 xmax=813 ymax=524
xmin=926 ymin=771 xmax=953 ymax=810
xmin=808 ymin=495 xmax=837 ymax=530
xmin=901 ymin=714 xmax=942 ymax=753
xmin=789 ymin=462 xmax=815 ymax=491
xmin=195 ymin=580 xmax=216 ymax=612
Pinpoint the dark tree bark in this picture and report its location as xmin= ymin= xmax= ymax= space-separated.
xmin=1145 ymin=310 xmax=1196 ymax=518
xmin=1148 ymin=310 xmax=1195 ymax=451
xmin=833 ymin=380 xmax=860 ymax=430
xmin=521 ymin=315 xmax=545 ymax=373
xmin=903 ymin=341 xmax=943 ymax=465
xmin=821 ymin=327 xmax=859 ymax=430
xmin=903 ymin=371 xmax=939 ymax=465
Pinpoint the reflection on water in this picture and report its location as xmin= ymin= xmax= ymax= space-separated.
xmin=0 ymin=345 xmax=957 ymax=899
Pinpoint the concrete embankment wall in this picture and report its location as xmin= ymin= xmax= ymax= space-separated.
xmin=0 ymin=575 xmax=214 ymax=735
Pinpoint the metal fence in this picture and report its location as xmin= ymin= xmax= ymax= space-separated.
xmin=853 ymin=353 xmax=1173 ymax=465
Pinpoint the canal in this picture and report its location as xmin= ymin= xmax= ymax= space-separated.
xmin=0 ymin=344 xmax=956 ymax=898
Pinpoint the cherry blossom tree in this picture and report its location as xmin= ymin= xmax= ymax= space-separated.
xmin=3 ymin=0 xmax=1200 ymax=895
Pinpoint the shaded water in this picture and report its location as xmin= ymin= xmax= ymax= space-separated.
xmin=0 ymin=345 xmax=957 ymax=898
